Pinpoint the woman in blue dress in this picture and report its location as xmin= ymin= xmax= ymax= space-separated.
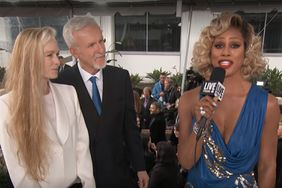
xmin=177 ymin=12 xmax=280 ymax=188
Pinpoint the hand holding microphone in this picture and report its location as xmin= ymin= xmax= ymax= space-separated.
xmin=195 ymin=96 xmax=218 ymax=121
xmin=194 ymin=67 xmax=226 ymax=141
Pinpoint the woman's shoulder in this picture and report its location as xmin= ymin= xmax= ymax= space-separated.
xmin=252 ymin=84 xmax=280 ymax=111
xmin=0 ymin=92 xmax=10 ymax=107
xmin=51 ymin=83 xmax=76 ymax=94
xmin=179 ymin=86 xmax=201 ymax=103
xmin=50 ymin=83 xmax=78 ymax=102
xmin=0 ymin=88 xmax=6 ymax=96
xmin=0 ymin=91 xmax=8 ymax=99
xmin=0 ymin=93 xmax=10 ymax=122
xmin=267 ymin=93 xmax=280 ymax=111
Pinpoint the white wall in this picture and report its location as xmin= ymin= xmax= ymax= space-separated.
xmin=0 ymin=17 xmax=12 ymax=67
xmin=184 ymin=10 xmax=215 ymax=70
xmin=265 ymin=56 xmax=282 ymax=70
xmin=0 ymin=51 xmax=10 ymax=67
xmin=115 ymin=54 xmax=180 ymax=77
xmin=0 ymin=18 xmax=12 ymax=51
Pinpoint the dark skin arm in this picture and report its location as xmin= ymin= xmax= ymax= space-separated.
xmin=177 ymin=87 xmax=218 ymax=169
xmin=258 ymin=94 xmax=280 ymax=188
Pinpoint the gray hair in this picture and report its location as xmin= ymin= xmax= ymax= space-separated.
xmin=165 ymin=78 xmax=173 ymax=85
xmin=63 ymin=14 xmax=100 ymax=47
xmin=143 ymin=86 xmax=152 ymax=95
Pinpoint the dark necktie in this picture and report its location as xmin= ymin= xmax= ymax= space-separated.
xmin=144 ymin=98 xmax=148 ymax=107
xmin=90 ymin=76 xmax=102 ymax=115
xmin=59 ymin=65 xmax=64 ymax=73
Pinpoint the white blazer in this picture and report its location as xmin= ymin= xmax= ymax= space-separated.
xmin=0 ymin=83 xmax=95 ymax=188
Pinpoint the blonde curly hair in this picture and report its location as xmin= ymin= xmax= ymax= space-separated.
xmin=192 ymin=12 xmax=266 ymax=81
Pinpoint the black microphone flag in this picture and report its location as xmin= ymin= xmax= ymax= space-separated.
xmin=196 ymin=67 xmax=225 ymax=140
xmin=200 ymin=67 xmax=225 ymax=101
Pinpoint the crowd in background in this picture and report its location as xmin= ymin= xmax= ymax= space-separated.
xmin=131 ymin=71 xmax=202 ymax=188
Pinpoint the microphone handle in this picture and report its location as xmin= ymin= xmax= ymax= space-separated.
xmin=196 ymin=116 xmax=208 ymax=141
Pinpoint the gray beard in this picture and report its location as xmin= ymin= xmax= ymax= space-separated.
xmin=93 ymin=61 xmax=106 ymax=70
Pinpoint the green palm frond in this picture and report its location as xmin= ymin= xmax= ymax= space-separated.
xmin=130 ymin=73 xmax=143 ymax=87
xmin=146 ymin=68 xmax=171 ymax=82
xmin=255 ymin=66 xmax=282 ymax=96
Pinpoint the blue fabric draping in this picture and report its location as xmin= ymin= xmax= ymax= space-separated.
xmin=187 ymin=85 xmax=268 ymax=188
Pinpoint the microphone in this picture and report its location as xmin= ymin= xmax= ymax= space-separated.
xmin=196 ymin=67 xmax=226 ymax=141
xmin=200 ymin=67 xmax=225 ymax=101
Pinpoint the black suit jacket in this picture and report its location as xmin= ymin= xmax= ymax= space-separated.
xmin=148 ymin=163 xmax=179 ymax=188
xmin=52 ymin=65 xmax=145 ymax=188
xmin=149 ymin=112 xmax=167 ymax=144
xmin=140 ymin=96 xmax=156 ymax=129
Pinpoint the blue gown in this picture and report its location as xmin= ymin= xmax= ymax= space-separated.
xmin=186 ymin=85 xmax=268 ymax=188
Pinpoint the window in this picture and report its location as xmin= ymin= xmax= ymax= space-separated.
xmin=239 ymin=11 xmax=282 ymax=53
xmin=148 ymin=13 xmax=181 ymax=52
xmin=263 ymin=13 xmax=282 ymax=53
xmin=115 ymin=13 xmax=146 ymax=51
xmin=1 ymin=16 xmax=68 ymax=51
xmin=115 ymin=12 xmax=181 ymax=52
xmin=239 ymin=12 xmax=265 ymax=35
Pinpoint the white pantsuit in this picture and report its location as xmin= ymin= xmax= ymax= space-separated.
xmin=0 ymin=83 xmax=95 ymax=188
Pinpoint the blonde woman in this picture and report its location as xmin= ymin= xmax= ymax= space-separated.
xmin=177 ymin=12 xmax=280 ymax=187
xmin=0 ymin=27 xmax=95 ymax=188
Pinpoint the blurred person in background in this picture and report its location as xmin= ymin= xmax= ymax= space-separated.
xmin=140 ymin=87 xmax=156 ymax=129
xmin=148 ymin=102 xmax=167 ymax=152
xmin=133 ymin=90 xmax=142 ymax=129
xmin=151 ymin=73 xmax=166 ymax=101
xmin=148 ymin=141 xmax=178 ymax=188
xmin=163 ymin=78 xmax=181 ymax=127
xmin=58 ymin=55 xmax=71 ymax=73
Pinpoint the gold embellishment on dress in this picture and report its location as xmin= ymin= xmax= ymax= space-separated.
xmin=201 ymin=122 xmax=257 ymax=187
xmin=234 ymin=173 xmax=258 ymax=188
xmin=202 ymin=137 xmax=232 ymax=178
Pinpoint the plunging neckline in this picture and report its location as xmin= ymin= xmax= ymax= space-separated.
xmin=187 ymin=84 xmax=268 ymax=187
xmin=211 ymin=84 xmax=254 ymax=146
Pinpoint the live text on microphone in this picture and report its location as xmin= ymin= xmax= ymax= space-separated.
xmin=196 ymin=67 xmax=226 ymax=141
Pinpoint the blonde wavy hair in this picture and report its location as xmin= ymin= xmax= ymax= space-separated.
xmin=4 ymin=26 xmax=57 ymax=181
xmin=192 ymin=12 xmax=266 ymax=81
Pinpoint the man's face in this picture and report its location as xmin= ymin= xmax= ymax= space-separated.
xmin=70 ymin=24 xmax=106 ymax=74
xmin=164 ymin=79 xmax=170 ymax=90
xmin=149 ymin=104 xmax=159 ymax=115
xmin=159 ymin=74 xmax=166 ymax=84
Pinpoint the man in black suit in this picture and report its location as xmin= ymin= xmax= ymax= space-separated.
xmin=53 ymin=14 xmax=149 ymax=188
xmin=140 ymin=87 xmax=156 ymax=129
xmin=58 ymin=55 xmax=71 ymax=73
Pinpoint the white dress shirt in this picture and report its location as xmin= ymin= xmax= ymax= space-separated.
xmin=78 ymin=62 xmax=103 ymax=101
